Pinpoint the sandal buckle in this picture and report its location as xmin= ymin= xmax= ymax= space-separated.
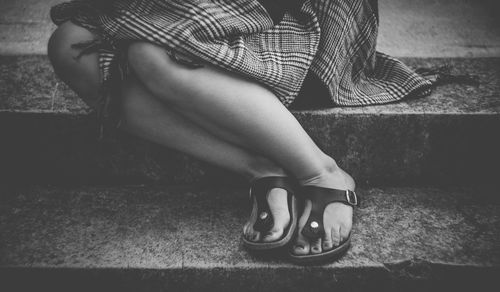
xmin=345 ymin=190 xmax=358 ymax=206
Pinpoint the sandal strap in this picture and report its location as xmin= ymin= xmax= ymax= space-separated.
xmin=250 ymin=176 xmax=296 ymax=233
xmin=301 ymin=186 xmax=360 ymax=240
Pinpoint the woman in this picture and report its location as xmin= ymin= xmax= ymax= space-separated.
xmin=47 ymin=0 xmax=432 ymax=264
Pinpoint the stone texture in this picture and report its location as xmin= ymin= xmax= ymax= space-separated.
xmin=1 ymin=56 xmax=499 ymax=187
xmin=0 ymin=185 xmax=499 ymax=291
xmin=1 ymin=56 xmax=499 ymax=114
xmin=0 ymin=55 xmax=86 ymax=113
xmin=1 ymin=0 xmax=500 ymax=57
xmin=377 ymin=0 xmax=500 ymax=57
xmin=0 ymin=186 xmax=183 ymax=268
xmin=0 ymin=0 xmax=60 ymax=23
xmin=1 ymin=110 xmax=499 ymax=187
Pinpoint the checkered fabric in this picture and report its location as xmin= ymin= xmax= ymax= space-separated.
xmin=51 ymin=0 xmax=432 ymax=107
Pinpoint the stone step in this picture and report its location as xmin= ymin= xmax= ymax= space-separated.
xmin=0 ymin=185 xmax=498 ymax=291
xmin=1 ymin=56 xmax=499 ymax=187
xmin=1 ymin=0 xmax=500 ymax=57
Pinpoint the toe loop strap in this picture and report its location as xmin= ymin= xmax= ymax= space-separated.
xmin=252 ymin=190 xmax=274 ymax=233
xmin=250 ymin=176 xmax=297 ymax=233
xmin=302 ymin=214 xmax=324 ymax=240
xmin=254 ymin=208 xmax=273 ymax=232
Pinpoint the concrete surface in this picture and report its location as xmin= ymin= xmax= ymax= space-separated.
xmin=0 ymin=185 xmax=499 ymax=291
xmin=377 ymin=0 xmax=500 ymax=57
xmin=1 ymin=56 xmax=499 ymax=186
xmin=3 ymin=109 xmax=499 ymax=187
xmin=1 ymin=56 xmax=499 ymax=114
xmin=1 ymin=0 xmax=499 ymax=57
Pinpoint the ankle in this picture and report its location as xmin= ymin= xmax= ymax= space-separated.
xmin=244 ymin=156 xmax=287 ymax=182
xmin=297 ymin=156 xmax=342 ymax=187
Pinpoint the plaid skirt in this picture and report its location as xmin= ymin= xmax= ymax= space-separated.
xmin=50 ymin=0 xmax=433 ymax=108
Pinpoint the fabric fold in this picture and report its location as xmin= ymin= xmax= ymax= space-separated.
xmin=50 ymin=0 xmax=433 ymax=112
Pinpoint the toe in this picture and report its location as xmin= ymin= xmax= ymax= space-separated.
xmin=310 ymin=238 xmax=322 ymax=254
xmin=331 ymin=225 xmax=341 ymax=246
xmin=243 ymin=223 xmax=253 ymax=240
xmin=252 ymin=231 xmax=261 ymax=242
xmin=292 ymin=232 xmax=310 ymax=255
xmin=243 ymin=195 xmax=259 ymax=241
xmin=243 ymin=221 xmax=262 ymax=242
xmin=292 ymin=199 xmax=311 ymax=255
xmin=243 ymin=224 xmax=249 ymax=236
xmin=340 ymin=224 xmax=351 ymax=243
xmin=262 ymin=228 xmax=284 ymax=242
xmin=244 ymin=225 xmax=261 ymax=242
xmin=322 ymin=227 xmax=333 ymax=251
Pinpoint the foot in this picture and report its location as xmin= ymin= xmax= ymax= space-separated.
xmin=292 ymin=166 xmax=355 ymax=255
xmin=243 ymin=185 xmax=291 ymax=243
xmin=243 ymin=157 xmax=292 ymax=243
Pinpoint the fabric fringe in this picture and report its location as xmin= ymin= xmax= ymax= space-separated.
xmin=72 ymin=39 xmax=126 ymax=140
xmin=71 ymin=39 xmax=105 ymax=60
xmin=416 ymin=65 xmax=481 ymax=87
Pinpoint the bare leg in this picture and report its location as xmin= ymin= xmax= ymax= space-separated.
xmin=48 ymin=21 xmax=291 ymax=243
xmin=128 ymin=43 xmax=333 ymax=179
xmin=127 ymin=42 xmax=355 ymax=255
xmin=120 ymin=76 xmax=295 ymax=243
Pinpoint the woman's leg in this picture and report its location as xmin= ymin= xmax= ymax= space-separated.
xmin=127 ymin=42 xmax=355 ymax=255
xmin=47 ymin=21 xmax=292 ymax=243
xmin=120 ymin=76 xmax=294 ymax=244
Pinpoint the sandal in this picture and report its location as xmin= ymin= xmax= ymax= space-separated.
xmin=242 ymin=176 xmax=299 ymax=250
xmin=289 ymin=186 xmax=360 ymax=264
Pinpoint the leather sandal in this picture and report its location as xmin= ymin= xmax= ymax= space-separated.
xmin=242 ymin=176 xmax=299 ymax=250
xmin=289 ymin=186 xmax=360 ymax=264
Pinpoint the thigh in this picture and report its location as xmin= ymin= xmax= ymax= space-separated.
xmin=127 ymin=42 xmax=278 ymax=107
xmin=47 ymin=21 xmax=101 ymax=108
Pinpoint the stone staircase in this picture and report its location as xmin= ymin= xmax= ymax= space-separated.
xmin=1 ymin=0 xmax=500 ymax=291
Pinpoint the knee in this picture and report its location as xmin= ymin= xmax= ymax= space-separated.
xmin=47 ymin=21 xmax=101 ymax=107
xmin=47 ymin=22 xmax=72 ymax=73
xmin=127 ymin=42 xmax=194 ymax=104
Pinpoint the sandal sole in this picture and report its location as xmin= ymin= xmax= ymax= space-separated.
xmin=288 ymin=235 xmax=351 ymax=265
